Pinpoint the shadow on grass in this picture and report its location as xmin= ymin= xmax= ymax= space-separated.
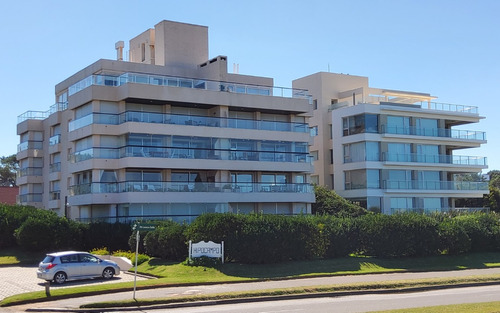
xmin=214 ymin=252 xmax=500 ymax=279
xmin=0 ymin=248 xmax=45 ymax=266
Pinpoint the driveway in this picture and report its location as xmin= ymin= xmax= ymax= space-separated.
xmin=0 ymin=265 xmax=147 ymax=301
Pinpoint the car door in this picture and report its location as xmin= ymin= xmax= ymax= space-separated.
xmin=78 ymin=253 xmax=101 ymax=277
xmin=59 ymin=253 xmax=82 ymax=279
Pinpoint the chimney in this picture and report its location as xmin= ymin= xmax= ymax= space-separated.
xmin=115 ymin=41 xmax=124 ymax=61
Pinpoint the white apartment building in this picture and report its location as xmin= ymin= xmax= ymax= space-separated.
xmin=16 ymin=20 xmax=314 ymax=222
xmin=294 ymin=72 xmax=488 ymax=214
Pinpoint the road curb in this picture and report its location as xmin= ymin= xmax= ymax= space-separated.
xmin=24 ymin=280 xmax=500 ymax=312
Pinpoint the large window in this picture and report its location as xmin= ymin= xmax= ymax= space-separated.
xmin=343 ymin=114 xmax=378 ymax=136
xmin=386 ymin=116 xmax=410 ymax=134
xmin=344 ymin=141 xmax=380 ymax=163
xmin=345 ymin=169 xmax=380 ymax=190
xmin=386 ymin=143 xmax=411 ymax=162
xmin=415 ymin=118 xmax=438 ymax=136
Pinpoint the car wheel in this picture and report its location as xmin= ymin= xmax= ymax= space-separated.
xmin=53 ymin=272 xmax=67 ymax=284
xmin=102 ymin=267 xmax=115 ymax=279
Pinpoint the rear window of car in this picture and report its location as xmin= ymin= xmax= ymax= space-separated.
xmin=42 ymin=255 xmax=55 ymax=263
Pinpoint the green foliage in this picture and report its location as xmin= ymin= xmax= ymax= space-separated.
xmin=452 ymin=213 xmax=500 ymax=252
xmin=0 ymin=205 xmax=40 ymax=248
xmin=82 ymin=222 xmax=132 ymax=252
xmin=89 ymin=247 xmax=110 ymax=255
xmin=358 ymin=213 xmax=440 ymax=258
xmin=319 ymin=216 xmax=360 ymax=258
xmin=0 ymin=154 xmax=18 ymax=186
xmin=189 ymin=255 xmax=222 ymax=267
xmin=438 ymin=219 xmax=471 ymax=254
xmin=113 ymin=250 xmax=150 ymax=265
xmin=312 ymin=185 xmax=368 ymax=217
xmin=143 ymin=220 xmax=188 ymax=261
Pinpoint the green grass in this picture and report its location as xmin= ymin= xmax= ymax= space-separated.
xmin=2 ymin=249 xmax=500 ymax=308
xmin=0 ymin=248 xmax=45 ymax=266
xmin=370 ymin=301 xmax=500 ymax=313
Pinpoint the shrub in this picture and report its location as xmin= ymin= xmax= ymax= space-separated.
xmin=321 ymin=216 xmax=360 ymax=258
xmin=0 ymin=205 xmax=43 ymax=248
xmin=452 ymin=213 xmax=500 ymax=252
xmin=113 ymin=250 xmax=150 ymax=265
xmin=83 ymin=222 xmax=132 ymax=252
xmin=438 ymin=219 xmax=471 ymax=254
xmin=143 ymin=220 xmax=188 ymax=261
xmin=312 ymin=185 xmax=368 ymax=217
xmin=358 ymin=213 xmax=440 ymax=258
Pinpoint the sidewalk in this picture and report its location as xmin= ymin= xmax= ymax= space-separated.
xmin=4 ymin=267 xmax=500 ymax=312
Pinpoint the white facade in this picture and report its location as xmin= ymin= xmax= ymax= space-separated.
xmin=16 ymin=21 xmax=314 ymax=222
xmin=294 ymin=72 xmax=488 ymax=214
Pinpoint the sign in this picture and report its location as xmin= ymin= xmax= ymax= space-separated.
xmin=133 ymin=223 xmax=156 ymax=231
xmin=189 ymin=240 xmax=224 ymax=263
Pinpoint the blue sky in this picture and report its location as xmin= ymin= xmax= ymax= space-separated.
xmin=1 ymin=0 xmax=499 ymax=170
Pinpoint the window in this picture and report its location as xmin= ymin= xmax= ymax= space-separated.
xmin=313 ymin=99 xmax=318 ymax=110
xmin=386 ymin=116 xmax=410 ymax=134
xmin=387 ymin=143 xmax=411 ymax=162
xmin=329 ymin=124 xmax=333 ymax=139
xmin=416 ymin=118 xmax=438 ymax=136
xmin=345 ymin=169 xmax=380 ymax=190
xmin=310 ymin=151 xmax=319 ymax=161
xmin=330 ymin=149 xmax=333 ymax=164
xmin=343 ymin=114 xmax=378 ymax=136
xmin=310 ymin=126 xmax=318 ymax=136
xmin=344 ymin=142 xmax=380 ymax=163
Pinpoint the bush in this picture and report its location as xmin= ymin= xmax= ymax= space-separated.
xmin=321 ymin=216 xmax=360 ymax=258
xmin=452 ymin=213 xmax=500 ymax=252
xmin=83 ymin=222 xmax=132 ymax=252
xmin=358 ymin=213 xmax=440 ymax=258
xmin=143 ymin=221 xmax=188 ymax=261
xmin=0 ymin=205 xmax=42 ymax=248
xmin=438 ymin=219 xmax=471 ymax=254
xmin=312 ymin=185 xmax=368 ymax=217
xmin=113 ymin=250 xmax=150 ymax=265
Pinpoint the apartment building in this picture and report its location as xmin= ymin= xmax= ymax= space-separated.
xmin=16 ymin=20 xmax=314 ymax=222
xmin=293 ymin=72 xmax=488 ymax=214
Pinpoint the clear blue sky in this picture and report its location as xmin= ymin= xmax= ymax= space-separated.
xmin=1 ymin=0 xmax=499 ymax=171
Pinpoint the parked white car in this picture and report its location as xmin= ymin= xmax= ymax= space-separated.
xmin=37 ymin=251 xmax=120 ymax=284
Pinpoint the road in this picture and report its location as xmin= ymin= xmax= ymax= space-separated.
xmin=130 ymin=285 xmax=500 ymax=313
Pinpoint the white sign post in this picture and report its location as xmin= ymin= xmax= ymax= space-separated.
xmin=189 ymin=240 xmax=224 ymax=264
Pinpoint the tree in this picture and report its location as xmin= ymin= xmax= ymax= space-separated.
xmin=312 ymin=185 xmax=368 ymax=217
xmin=0 ymin=154 xmax=19 ymax=187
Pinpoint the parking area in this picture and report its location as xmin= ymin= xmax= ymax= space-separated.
xmin=0 ymin=265 xmax=148 ymax=301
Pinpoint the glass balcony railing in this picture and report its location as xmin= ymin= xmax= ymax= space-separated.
xmin=364 ymin=95 xmax=479 ymax=115
xmin=381 ymin=125 xmax=486 ymax=141
xmin=18 ymin=102 xmax=67 ymax=123
xmin=68 ymin=111 xmax=309 ymax=133
xmin=68 ymin=72 xmax=311 ymax=101
xmin=49 ymin=191 xmax=61 ymax=200
xmin=49 ymin=162 xmax=61 ymax=173
xmin=390 ymin=207 xmax=489 ymax=214
xmin=69 ymin=146 xmax=312 ymax=164
xmin=17 ymin=193 xmax=42 ymax=203
xmin=17 ymin=141 xmax=43 ymax=152
xmin=49 ymin=134 xmax=61 ymax=145
xmin=69 ymin=181 xmax=313 ymax=195
xmin=382 ymin=153 xmax=487 ymax=166
xmin=17 ymin=167 xmax=43 ymax=177
xmin=384 ymin=180 xmax=488 ymax=191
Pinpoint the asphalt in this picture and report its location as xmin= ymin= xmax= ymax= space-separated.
xmin=3 ymin=267 xmax=500 ymax=312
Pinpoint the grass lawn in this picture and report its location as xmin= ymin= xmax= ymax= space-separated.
xmin=2 ymin=249 xmax=500 ymax=308
xmin=371 ymin=301 xmax=500 ymax=313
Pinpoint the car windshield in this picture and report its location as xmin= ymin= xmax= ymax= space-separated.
xmin=42 ymin=255 xmax=55 ymax=263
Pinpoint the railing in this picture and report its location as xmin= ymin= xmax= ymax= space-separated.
xmin=49 ymin=191 xmax=61 ymax=200
xmin=17 ymin=193 xmax=42 ymax=203
xmin=68 ymin=111 xmax=309 ymax=133
xmin=18 ymin=102 xmax=67 ymax=123
xmin=384 ymin=180 xmax=488 ymax=191
xmin=49 ymin=134 xmax=61 ymax=146
xmin=69 ymin=146 xmax=312 ymax=164
xmin=17 ymin=141 xmax=43 ymax=152
xmin=68 ymin=72 xmax=311 ymax=101
xmin=49 ymin=162 xmax=61 ymax=173
xmin=382 ymin=153 xmax=487 ymax=166
xmin=364 ymin=95 xmax=478 ymax=114
xmin=69 ymin=181 xmax=313 ymax=195
xmin=17 ymin=167 xmax=43 ymax=177
xmin=391 ymin=207 xmax=489 ymax=214
xmin=381 ymin=125 xmax=486 ymax=141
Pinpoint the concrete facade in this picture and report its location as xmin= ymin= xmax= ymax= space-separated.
xmin=16 ymin=20 xmax=314 ymax=222
xmin=294 ymin=72 xmax=488 ymax=214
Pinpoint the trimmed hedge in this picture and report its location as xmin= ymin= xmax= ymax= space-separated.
xmin=3 ymin=204 xmax=500 ymax=264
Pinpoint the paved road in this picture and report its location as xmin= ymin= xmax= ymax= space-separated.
xmin=132 ymin=285 xmax=500 ymax=313
xmin=3 ymin=267 xmax=500 ymax=312
xmin=0 ymin=265 xmax=146 ymax=301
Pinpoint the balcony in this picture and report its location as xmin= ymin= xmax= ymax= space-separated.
xmin=49 ymin=162 xmax=61 ymax=173
xmin=68 ymin=146 xmax=311 ymax=164
xmin=381 ymin=125 xmax=486 ymax=141
xmin=67 ymin=73 xmax=311 ymax=101
xmin=384 ymin=180 xmax=488 ymax=191
xmin=68 ymin=111 xmax=309 ymax=133
xmin=49 ymin=134 xmax=61 ymax=145
xmin=17 ymin=193 xmax=42 ymax=203
xmin=17 ymin=141 xmax=43 ymax=152
xmin=17 ymin=167 xmax=43 ymax=177
xmin=18 ymin=102 xmax=67 ymax=123
xmin=382 ymin=153 xmax=487 ymax=166
xmin=69 ymin=181 xmax=313 ymax=195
